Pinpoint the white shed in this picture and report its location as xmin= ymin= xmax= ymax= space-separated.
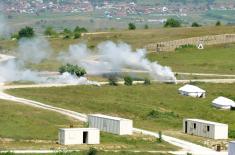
xmin=212 ymin=96 xmax=235 ymax=110
xmin=88 ymin=114 xmax=133 ymax=135
xmin=229 ymin=141 xmax=235 ymax=155
xmin=178 ymin=84 xmax=206 ymax=98
xmin=58 ymin=128 xmax=100 ymax=145
xmin=183 ymin=119 xmax=228 ymax=139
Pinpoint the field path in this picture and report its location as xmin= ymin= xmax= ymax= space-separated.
xmin=0 ymin=54 xmax=230 ymax=154
xmin=0 ymin=88 xmax=228 ymax=155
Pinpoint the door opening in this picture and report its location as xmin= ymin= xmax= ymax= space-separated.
xmin=83 ymin=131 xmax=88 ymax=144
xmin=185 ymin=121 xmax=188 ymax=133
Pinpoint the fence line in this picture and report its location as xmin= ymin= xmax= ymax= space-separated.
xmin=144 ymin=34 xmax=235 ymax=52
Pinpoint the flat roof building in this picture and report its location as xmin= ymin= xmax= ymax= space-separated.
xmin=59 ymin=128 xmax=100 ymax=145
xmin=183 ymin=119 xmax=228 ymax=139
xmin=88 ymin=114 xmax=133 ymax=135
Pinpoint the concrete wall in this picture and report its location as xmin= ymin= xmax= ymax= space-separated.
xmin=229 ymin=141 xmax=235 ymax=155
xmin=59 ymin=128 xmax=100 ymax=145
xmin=88 ymin=114 xmax=133 ymax=135
xmin=183 ymin=119 xmax=228 ymax=139
xmin=145 ymin=34 xmax=235 ymax=52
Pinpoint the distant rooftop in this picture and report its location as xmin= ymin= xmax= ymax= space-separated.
xmin=185 ymin=118 xmax=228 ymax=126
xmin=88 ymin=114 xmax=132 ymax=121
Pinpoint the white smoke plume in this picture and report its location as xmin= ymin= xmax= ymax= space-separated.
xmin=0 ymin=37 xmax=99 ymax=85
xmin=0 ymin=14 xmax=10 ymax=38
xmin=18 ymin=37 xmax=52 ymax=64
xmin=59 ymin=41 xmax=176 ymax=82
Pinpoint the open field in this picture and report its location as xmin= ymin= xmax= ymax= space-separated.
xmin=6 ymin=83 xmax=235 ymax=135
xmin=148 ymin=43 xmax=235 ymax=74
xmin=0 ymin=100 xmax=177 ymax=151
xmin=1 ymin=26 xmax=235 ymax=73
xmin=0 ymin=151 xmax=171 ymax=155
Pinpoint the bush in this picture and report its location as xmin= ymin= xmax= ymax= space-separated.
xmin=59 ymin=64 xmax=86 ymax=77
xmin=18 ymin=26 xmax=34 ymax=39
xmin=74 ymin=32 xmax=81 ymax=39
xmin=124 ymin=76 xmax=133 ymax=86
xmin=108 ymin=76 xmax=118 ymax=86
xmin=128 ymin=23 xmax=136 ymax=30
xmin=229 ymin=130 xmax=235 ymax=138
xmin=44 ymin=26 xmax=57 ymax=36
xmin=87 ymin=148 xmax=97 ymax=155
xmin=191 ymin=22 xmax=201 ymax=27
xmin=164 ymin=18 xmax=181 ymax=27
xmin=144 ymin=78 xmax=151 ymax=85
xmin=216 ymin=21 xmax=221 ymax=26
xmin=147 ymin=109 xmax=179 ymax=119
xmin=144 ymin=24 xmax=149 ymax=29
xmin=74 ymin=26 xmax=88 ymax=33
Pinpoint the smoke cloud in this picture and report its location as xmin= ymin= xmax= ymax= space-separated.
xmin=59 ymin=41 xmax=176 ymax=82
xmin=0 ymin=37 xmax=99 ymax=85
xmin=0 ymin=14 xmax=10 ymax=38
xmin=18 ymin=37 xmax=52 ymax=64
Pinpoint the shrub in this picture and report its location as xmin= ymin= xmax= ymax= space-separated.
xmin=44 ymin=26 xmax=57 ymax=36
xmin=74 ymin=26 xmax=88 ymax=33
xmin=124 ymin=76 xmax=133 ymax=86
xmin=147 ymin=109 xmax=179 ymax=119
xmin=229 ymin=130 xmax=235 ymax=138
xmin=144 ymin=24 xmax=149 ymax=29
xmin=108 ymin=76 xmax=118 ymax=86
xmin=216 ymin=21 xmax=221 ymax=26
xmin=128 ymin=23 xmax=136 ymax=30
xmin=87 ymin=148 xmax=97 ymax=155
xmin=144 ymin=78 xmax=151 ymax=85
xmin=164 ymin=18 xmax=181 ymax=27
xmin=18 ymin=26 xmax=34 ymax=39
xmin=74 ymin=32 xmax=81 ymax=39
xmin=59 ymin=64 xmax=86 ymax=77
xmin=191 ymin=22 xmax=201 ymax=27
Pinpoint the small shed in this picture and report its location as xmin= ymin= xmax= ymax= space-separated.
xmin=88 ymin=114 xmax=133 ymax=135
xmin=59 ymin=128 xmax=100 ymax=145
xmin=229 ymin=141 xmax=235 ymax=155
xmin=212 ymin=96 xmax=235 ymax=110
xmin=183 ymin=119 xmax=228 ymax=139
xmin=178 ymin=84 xmax=206 ymax=98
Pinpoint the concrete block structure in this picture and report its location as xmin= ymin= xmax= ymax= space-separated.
xmin=229 ymin=141 xmax=235 ymax=155
xmin=88 ymin=114 xmax=133 ymax=135
xmin=59 ymin=128 xmax=100 ymax=145
xmin=183 ymin=119 xmax=228 ymax=139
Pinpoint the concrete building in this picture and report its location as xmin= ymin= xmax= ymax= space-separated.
xmin=212 ymin=96 xmax=235 ymax=110
xmin=229 ymin=141 xmax=235 ymax=155
xmin=59 ymin=128 xmax=100 ymax=145
xmin=183 ymin=119 xmax=228 ymax=139
xmin=88 ymin=114 xmax=133 ymax=135
xmin=178 ymin=84 xmax=206 ymax=98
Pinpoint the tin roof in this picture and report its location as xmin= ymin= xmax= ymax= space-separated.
xmin=185 ymin=118 xmax=228 ymax=126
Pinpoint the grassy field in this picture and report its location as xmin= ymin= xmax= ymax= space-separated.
xmin=0 ymin=151 xmax=172 ymax=155
xmin=7 ymin=83 xmax=235 ymax=133
xmin=148 ymin=43 xmax=235 ymax=74
xmin=1 ymin=26 xmax=235 ymax=72
xmin=0 ymin=100 xmax=177 ymax=151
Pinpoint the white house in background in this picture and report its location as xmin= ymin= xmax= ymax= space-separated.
xmin=88 ymin=114 xmax=133 ymax=135
xmin=178 ymin=84 xmax=206 ymax=98
xmin=183 ymin=119 xmax=228 ymax=139
xmin=58 ymin=128 xmax=100 ymax=145
xmin=212 ymin=96 xmax=235 ymax=110
xmin=229 ymin=141 xmax=235 ymax=155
